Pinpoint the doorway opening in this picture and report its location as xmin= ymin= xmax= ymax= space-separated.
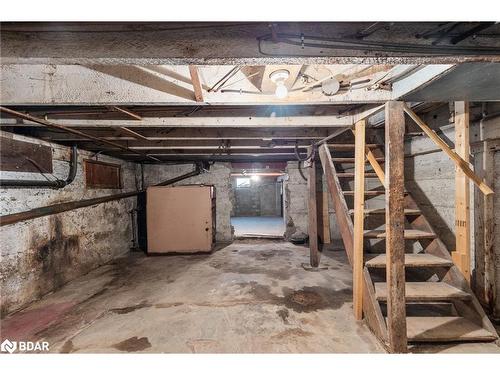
xmin=230 ymin=162 xmax=286 ymax=238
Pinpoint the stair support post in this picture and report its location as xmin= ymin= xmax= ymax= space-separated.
xmin=385 ymin=101 xmax=408 ymax=353
xmin=453 ymin=101 xmax=471 ymax=282
xmin=353 ymin=119 xmax=366 ymax=320
xmin=308 ymin=149 xmax=320 ymax=267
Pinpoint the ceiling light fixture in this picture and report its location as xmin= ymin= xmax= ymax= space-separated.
xmin=270 ymin=69 xmax=290 ymax=99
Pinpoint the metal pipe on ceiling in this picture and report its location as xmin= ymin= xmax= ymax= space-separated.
xmin=0 ymin=106 xmax=160 ymax=162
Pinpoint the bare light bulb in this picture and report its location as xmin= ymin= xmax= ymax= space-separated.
xmin=275 ymin=82 xmax=288 ymax=99
xmin=270 ymin=69 xmax=290 ymax=99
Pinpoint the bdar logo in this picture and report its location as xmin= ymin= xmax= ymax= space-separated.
xmin=1 ymin=339 xmax=17 ymax=354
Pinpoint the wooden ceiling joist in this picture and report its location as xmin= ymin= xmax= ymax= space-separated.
xmin=0 ymin=115 xmax=353 ymax=128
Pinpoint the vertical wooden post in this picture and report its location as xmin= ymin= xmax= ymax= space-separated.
xmin=385 ymin=101 xmax=407 ymax=353
xmin=308 ymin=153 xmax=319 ymax=267
xmin=317 ymin=187 xmax=331 ymax=244
xmin=353 ymin=119 xmax=366 ymax=320
xmin=453 ymin=101 xmax=471 ymax=282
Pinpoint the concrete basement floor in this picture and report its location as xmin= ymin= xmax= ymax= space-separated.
xmin=231 ymin=216 xmax=285 ymax=238
xmin=1 ymin=240 xmax=499 ymax=354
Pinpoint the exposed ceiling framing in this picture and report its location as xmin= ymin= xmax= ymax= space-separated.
xmin=1 ymin=22 xmax=499 ymax=163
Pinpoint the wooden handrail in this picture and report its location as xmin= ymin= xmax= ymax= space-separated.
xmin=403 ymin=103 xmax=494 ymax=196
xmin=351 ymin=129 xmax=386 ymax=188
xmin=318 ymin=143 xmax=354 ymax=264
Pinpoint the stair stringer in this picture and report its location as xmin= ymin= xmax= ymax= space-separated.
xmin=319 ymin=143 xmax=389 ymax=346
xmin=363 ymin=267 xmax=389 ymax=344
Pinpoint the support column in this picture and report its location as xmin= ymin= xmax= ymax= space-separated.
xmin=308 ymin=152 xmax=319 ymax=267
xmin=353 ymin=119 xmax=366 ymax=320
xmin=453 ymin=101 xmax=471 ymax=282
xmin=385 ymin=101 xmax=407 ymax=353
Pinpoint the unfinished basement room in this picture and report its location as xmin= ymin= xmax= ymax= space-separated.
xmin=1 ymin=14 xmax=500 ymax=365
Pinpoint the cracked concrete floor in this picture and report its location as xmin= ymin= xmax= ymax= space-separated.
xmin=1 ymin=240 xmax=499 ymax=353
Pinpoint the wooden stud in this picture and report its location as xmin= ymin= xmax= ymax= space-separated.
xmin=385 ymin=101 xmax=408 ymax=353
xmin=453 ymin=101 xmax=471 ymax=281
xmin=403 ymin=104 xmax=494 ymax=196
xmin=353 ymin=119 xmax=366 ymax=320
xmin=189 ymin=65 xmax=204 ymax=102
xmin=308 ymin=152 xmax=319 ymax=267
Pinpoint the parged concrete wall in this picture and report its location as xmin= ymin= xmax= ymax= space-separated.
xmin=142 ymin=163 xmax=234 ymax=242
xmin=404 ymin=125 xmax=457 ymax=250
xmin=404 ymin=114 xmax=500 ymax=318
xmin=0 ymin=131 xmax=139 ymax=316
xmin=284 ymin=162 xmax=308 ymax=239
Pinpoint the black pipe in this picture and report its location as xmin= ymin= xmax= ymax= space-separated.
xmin=0 ymin=162 xmax=208 ymax=226
xmin=0 ymin=145 xmax=78 ymax=189
xmin=154 ymin=163 xmax=203 ymax=186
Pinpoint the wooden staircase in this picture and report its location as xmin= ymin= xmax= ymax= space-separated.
xmin=318 ymin=137 xmax=498 ymax=348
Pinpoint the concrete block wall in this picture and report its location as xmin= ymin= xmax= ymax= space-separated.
xmin=0 ymin=131 xmax=139 ymax=316
xmin=142 ymin=163 xmax=234 ymax=242
xmin=232 ymin=177 xmax=281 ymax=217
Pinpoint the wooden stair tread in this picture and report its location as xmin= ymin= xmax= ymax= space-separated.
xmin=337 ymin=172 xmax=379 ymax=178
xmin=364 ymin=229 xmax=436 ymax=239
xmin=365 ymin=254 xmax=453 ymax=268
xmin=375 ymin=282 xmax=471 ymax=301
xmin=405 ymin=317 xmax=497 ymax=342
xmin=348 ymin=208 xmax=421 ymax=215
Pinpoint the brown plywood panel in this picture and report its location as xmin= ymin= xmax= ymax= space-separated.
xmin=147 ymin=186 xmax=213 ymax=254
xmin=84 ymin=159 xmax=122 ymax=189
xmin=0 ymin=136 xmax=53 ymax=173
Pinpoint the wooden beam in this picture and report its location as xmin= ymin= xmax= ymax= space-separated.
xmin=308 ymin=152 xmax=319 ymax=267
xmin=189 ymin=65 xmax=204 ymax=102
xmin=353 ymin=119 xmax=366 ymax=320
xmin=20 ymin=127 xmax=337 ymax=141
xmin=0 ymin=106 xmax=160 ymax=162
xmin=0 ymin=115 xmax=353 ymax=128
xmin=385 ymin=101 xmax=408 ymax=353
xmin=318 ymin=143 xmax=354 ymax=264
xmin=403 ymin=103 xmax=494 ymax=196
xmin=453 ymin=101 xmax=471 ymax=281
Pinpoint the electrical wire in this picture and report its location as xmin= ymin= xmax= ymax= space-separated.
xmin=257 ymin=33 xmax=500 ymax=56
